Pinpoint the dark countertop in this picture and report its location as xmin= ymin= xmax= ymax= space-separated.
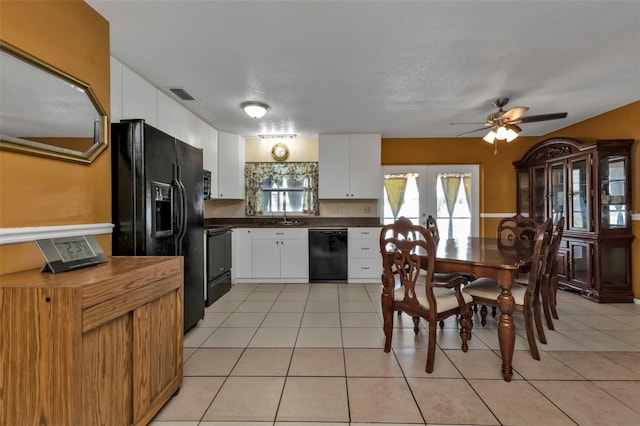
xmin=204 ymin=217 xmax=381 ymax=229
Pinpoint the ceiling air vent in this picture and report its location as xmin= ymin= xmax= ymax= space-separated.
xmin=169 ymin=88 xmax=195 ymax=101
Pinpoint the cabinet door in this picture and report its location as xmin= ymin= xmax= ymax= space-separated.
xmin=516 ymin=169 xmax=531 ymax=217
xmin=280 ymin=238 xmax=309 ymax=279
xmin=319 ymin=134 xmax=350 ymax=198
xmin=348 ymin=134 xmax=381 ymax=198
xmin=122 ymin=66 xmax=157 ymax=127
xmin=83 ymin=314 xmax=133 ymax=426
xmin=532 ymin=165 xmax=547 ymax=224
xmin=157 ymin=90 xmax=181 ymax=138
xmin=252 ymin=238 xmax=281 ymax=278
xmin=217 ymin=131 xmax=245 ymax=199
xmin=548 ymin=162 xmax=566 ymax=226
xmin=110 ymin=57 xmax=123 ymax=123
xmin=568 ymin=155 xmax=591 ymax=231
xmin=233 ymin=229 xmax=253 ymax=280
xmin=569 ymin=241 xmax=592 ymax=289
xmin=132 ymin=288 xmax=182 ymax=424
xmin=598 ymin=154 xmax=629 ymax=230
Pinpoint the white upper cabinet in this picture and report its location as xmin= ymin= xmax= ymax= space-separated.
xmin=319 ymin=133 xmax=381 ymax=199
xmin=217 ymin=131 xmax=245 ymax=199
xmin=157 ymin=90 xmax=180 ymax=137
xmin=110 ymin=57 xmax=123 ymax=123
xmin=178 ymin=106 xmax=196 ymax=146
xmin=203 ymin=126 xmax=219 ymax=196
xmin=121 ymin=65 xmax=157 ymax=127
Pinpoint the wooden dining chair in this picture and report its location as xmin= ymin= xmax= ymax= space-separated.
xmin=479 ymin=214 xmax=539 ymax=317
xmin=497 ymin=214 xmax=539 ymax=250
xmin=540 ymin=217 xmax=565 ymax=329
xmin=463 ymin=218 xmax=554 ymax=360
xmin=425 ymin=215 xmax=440 ymax=243
xmin=380 ymin=217 xmax=473 ymax=373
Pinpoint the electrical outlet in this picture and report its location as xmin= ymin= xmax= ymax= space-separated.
xmin=363 ymin=205 xmax=372 ymax=214
xmin=335 ymin=205 xmax=344 ymax=214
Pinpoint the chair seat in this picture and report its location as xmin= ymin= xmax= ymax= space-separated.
xmin=463 ymin=277 xmax=527 ymax=305
xmin=395 ymin=284 xmax=473 ymax=313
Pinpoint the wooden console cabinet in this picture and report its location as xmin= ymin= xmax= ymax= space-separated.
xmin=0 ymin=256 xmax=183 ymax=425
xmin=514 ymin=138 xmax=634 ymax=302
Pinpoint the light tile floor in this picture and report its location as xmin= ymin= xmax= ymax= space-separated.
xmin=151 ymin=282 xmax=640 ymax=426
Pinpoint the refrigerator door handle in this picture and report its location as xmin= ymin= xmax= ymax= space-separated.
xmin=172 ymin=163 xmax=184 ymax=255
xmin=176 ymin=165 xmax=188 ymax=248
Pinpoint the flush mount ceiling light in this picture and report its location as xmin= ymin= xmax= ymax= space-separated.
xmin=241 ymin=101 xmax=269 ymax=119
xmin=258 ymin=134 xmax=296 ymax=139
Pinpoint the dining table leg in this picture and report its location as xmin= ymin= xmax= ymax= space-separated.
xmin=497 ymin=284 xmax=516 ymax=382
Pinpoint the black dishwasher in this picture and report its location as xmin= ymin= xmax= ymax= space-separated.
xmin=206 ymin=226 xmax=232 ymax=306
xmin=309 ymin=229 xmax=348 ymax=282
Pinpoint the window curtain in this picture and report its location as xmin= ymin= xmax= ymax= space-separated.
xmin=462 ymin=175 xmax=471 ymax=212
xmin=384 ymin=174 xmax=408 ymax=220
xmin=245 ymin=162 xmax=319 ymax=216
xmin=440 ymin=174 xmax=461 ymax=239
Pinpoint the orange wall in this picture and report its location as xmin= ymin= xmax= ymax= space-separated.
xmin=382 ymin=101 xmax=640 ymax=298
xmin=0 ymin=0 xmax=111 ymax=274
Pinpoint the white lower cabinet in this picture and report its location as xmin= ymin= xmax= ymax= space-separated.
xmin=234 ymin=228 xmax=308 ymax=283
xmin=348 ymin=227 xmax=382 ymax=283
xmin=232 ymin=228 xmax=253 ymax=282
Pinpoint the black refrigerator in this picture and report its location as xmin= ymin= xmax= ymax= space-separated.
xmin=111 ymin=119 xmax=204 ymax=332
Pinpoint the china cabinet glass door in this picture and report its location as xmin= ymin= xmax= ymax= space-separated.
xmin=599 ymin=155 xmax=627 ymax=229
xmin=517 ymin=170 xmax=530 ymax=217
xmin=569 ymin=156 xmax=590 ymax=231
xmin=549 ymin=162 xmax=565 ymax=226
xmin=532 ymin=166 xmax=546 ymax=224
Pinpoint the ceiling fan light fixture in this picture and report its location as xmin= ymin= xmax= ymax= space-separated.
xmin=241 ymin=101 xmax=270 ymax=119
xmin=483 ymin=129 xmax=497 ymax=144
xmin=505 ymin=124 xmax=521 ymax=142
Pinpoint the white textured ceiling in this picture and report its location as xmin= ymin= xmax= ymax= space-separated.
xmin=87 ymin=0 xmax=640 ymax=139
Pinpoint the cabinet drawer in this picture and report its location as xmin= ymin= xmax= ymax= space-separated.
xmin=349 ymin=258 xmax=381 ymax=279
xmin=251 ymin=228 xmax=308 ymax=240
xmin=348 ymin=238 xmax=380 ymax=259
xmin=348 ymin=227 xmax=381 ymax=238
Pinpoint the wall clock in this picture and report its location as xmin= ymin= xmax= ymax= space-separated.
xmin=271 ymin=142 xmax=289 ymax=161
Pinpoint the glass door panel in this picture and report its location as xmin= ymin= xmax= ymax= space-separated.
xmin=600 ymin=156 xmax=627 ymax=229
xmin=517 ymin=170 xmax=530 ymax=216
xmin=569 ymin=158 xmax=589 ymax=230
xmin=570 ymin=242 xmax=591 ymax=288
xmin=532 ymin=166 xmax=546 ymax=225
xmin=549 ymin=162 xmax=565 ymax=226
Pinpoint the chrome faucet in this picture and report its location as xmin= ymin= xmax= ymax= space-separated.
xmin=282 ymin=199 xmax=287 ymax=222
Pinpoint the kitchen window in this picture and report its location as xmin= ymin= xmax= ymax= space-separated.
xmin=245 ymin=162 xmax=319 ymax=216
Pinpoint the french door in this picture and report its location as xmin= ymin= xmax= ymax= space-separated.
xmin=381 ymin=165 xmax=479 ymax=238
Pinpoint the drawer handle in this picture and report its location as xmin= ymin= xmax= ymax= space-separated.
xmin=361 ymin=247 xmax=370 ymax=250
xmin=275 ymin=232 xmax=285 ymax=235
xmin=361 ymin=266 xmax=370 ymax=270
xmin=361 ymin=232 xmax=370 ymax=235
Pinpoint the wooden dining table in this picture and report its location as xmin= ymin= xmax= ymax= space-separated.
xmin=433 ymin=237 xmax=533 ymax=382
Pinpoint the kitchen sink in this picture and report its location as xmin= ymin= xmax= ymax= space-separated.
xmin=259 ymin=220 xmax=307 ymax=226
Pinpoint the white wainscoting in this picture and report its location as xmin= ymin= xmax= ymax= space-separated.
xmin=0 ymin=223 xmax=114 ymax=245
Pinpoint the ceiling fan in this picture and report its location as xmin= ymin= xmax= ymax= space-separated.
xmin=451 ymin=98 xmax=568 ymax=145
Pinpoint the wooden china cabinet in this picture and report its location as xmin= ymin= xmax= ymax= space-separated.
xmin=514 ymin=137 xmax=634 ymax=302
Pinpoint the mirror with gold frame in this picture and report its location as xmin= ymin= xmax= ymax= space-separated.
xmin=0 ymin=40 xmax=108 ymax=164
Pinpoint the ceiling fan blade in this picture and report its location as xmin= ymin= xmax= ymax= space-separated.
xmin=450 ymin=122 xmax=486 ymax=125
xmin=501 ymin=106 xmax=529 ymax=121
xmin=517 ymin=112 xmax=568 ymax=123
xmin=456 ymin=126 xmax=491 ymax=137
